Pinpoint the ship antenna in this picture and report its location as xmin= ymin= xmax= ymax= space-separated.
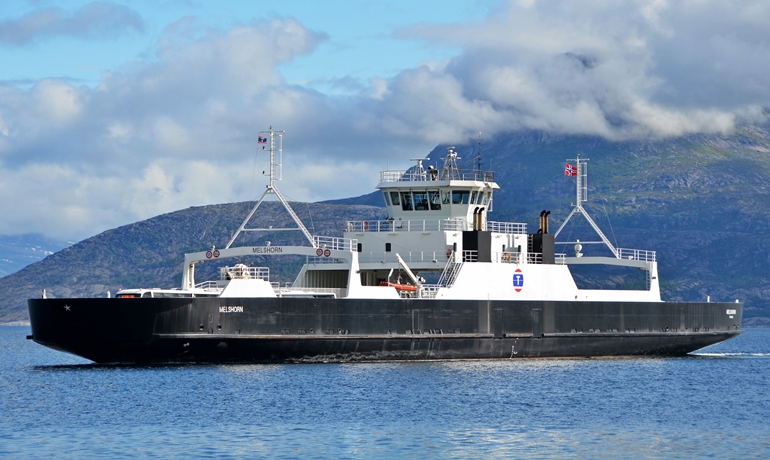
xmin=553 ymin=154 xmax=619 ymax=258
xmin=225 ymin=127 xmax=315 ymax=249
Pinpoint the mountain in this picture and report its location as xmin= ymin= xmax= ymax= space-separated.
xmin=1 ymin=122 xmax=769 ymax=325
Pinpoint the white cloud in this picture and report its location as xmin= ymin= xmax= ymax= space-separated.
xmin=0 ymin=2 xmax=143 ymax=45
xmin=31 ymin=79 xmax=84 ymax=127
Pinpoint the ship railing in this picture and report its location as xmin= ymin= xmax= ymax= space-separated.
xmin=346 ymin=218 xmax=466 ymax=233
xmin=527 ymin=253 xmax=543 ymax=264
xmin=486 ymin=221 xmax=528 ymax=234
xmin=358 ymin=251 xmax=449 ymax=265
xmin=499 ymin=251 xmax=521 ymax=264
xmin=195 ymin=280 xmax=221 ymax=290
xmin=314 ymin=235 xmax=356 ymax=251
xmin=499 ymin=252 xmax=566 ymax=265
xmin=216 ymin=266 xmax=270 ymax=281
xmin=617 ymin=248 xmax=656 ymax=262
xmin=380 ymin=168 xmax=494 ymax=183
xmin=274 ymin=287 xmax=346 ymax=298
xmin=420 ymin=285 xmax=441 ymax=298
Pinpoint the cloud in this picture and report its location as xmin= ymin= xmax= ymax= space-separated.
xmin=395 ymin=0 xmax=770 ymax=139
xmin=0 ymin=2 xmax=769 ymax=241
xmin=0 ymin=2 xmax=143 ymax=45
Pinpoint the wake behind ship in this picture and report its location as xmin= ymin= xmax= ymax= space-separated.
xmin=28 ymin=128 xmax=743 ymax=363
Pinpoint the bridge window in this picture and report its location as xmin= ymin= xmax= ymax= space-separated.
xmin=382 ymin=192 xmax=391 ymax=206
xmin=482 ymin=192 xmax=490 ymax=205
xmin=413 ymin=192 xmax=428 ymax=210
xmin=452 ymin=190 xmax=470 ymax=204
xmin=471 ymin=191 xmax=478 ymax=205
xmin=390 ymin=191 xmax=400 ymax=205
xmin=429 ymin=191 xmax=441 ymax=210
xmin=401 ymin=192 xmax=413 ymax=211
xmin=476 ymin=191 xmax=484 ymax=204
xmin=441 ymin=191 xmax=451 ymax=204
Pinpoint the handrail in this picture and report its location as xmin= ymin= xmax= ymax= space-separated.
xmin=346 ymin=218 xmax=466 ymax=233
xmin=217 ymin=266 xmax=270 ymax=281
xmin=485 ymin=221 xmax=528 ymax=234
xmin=617 ymin=248 xmax=656 ymax=262
xmin=314 ymin=235 xmax=356 ymax=251
xmin=357 ymin=251 xmax=447 ymax=264
xmin=380 ymin=169 xmax=494 ymax=183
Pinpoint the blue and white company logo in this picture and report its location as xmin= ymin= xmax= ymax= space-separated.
xmin=513 ymin=268 xmax=524 ymax=292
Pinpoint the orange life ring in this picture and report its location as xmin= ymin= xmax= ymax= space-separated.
xmin=503 ymin=253 xmax=511 ymax=261
xmin=446 ymin=248 xmax=452 ymax=258
xmin=363 ymin=221 xmax=369 ymax=230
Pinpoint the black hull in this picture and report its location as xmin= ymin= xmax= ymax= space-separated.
xmin=28 ymin=297 xmax=743 ymax=364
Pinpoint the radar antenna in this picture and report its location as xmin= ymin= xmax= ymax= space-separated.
xmin=441 ymin=147 xmax=461 ymax=180
xmin=225 ymin=127 xmax=315 ymax=249
xmin=553 ymin=155 xmax=619 ymax=258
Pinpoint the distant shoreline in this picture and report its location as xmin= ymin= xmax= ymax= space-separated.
xmin=1 ymin=322 xmax=30 ymax=327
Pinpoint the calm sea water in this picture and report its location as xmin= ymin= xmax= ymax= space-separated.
xmin=1 ymin=326 xmax=769 ymax=459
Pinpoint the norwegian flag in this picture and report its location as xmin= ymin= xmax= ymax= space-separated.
xmin=565 ymin=163 xmax=577 ymax=176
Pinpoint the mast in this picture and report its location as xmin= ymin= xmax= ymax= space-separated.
xmin=554 ymin=155 xmax=619 ymax=258
xmin=225 ymin=127 xmax=315 ymax=249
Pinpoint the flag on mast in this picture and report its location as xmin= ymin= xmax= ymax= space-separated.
xmin=565 ymin=163 xmax=577 ymax=177
xmin=258 ymin=136 xmax=268 ymax=144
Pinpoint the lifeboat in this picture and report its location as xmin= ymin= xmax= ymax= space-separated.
xmin=379 ymin=281 xmax=418 ymax=292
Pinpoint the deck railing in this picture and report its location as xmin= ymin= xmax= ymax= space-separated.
xmin=357 ymin=251 xmax=448 ymax=265
xmin=380 ymin=169 xmax=494 ymax=183
xmin=346 ymin=218 xmax=466 ymax=233
xmin=314 ymin=235 xmax=356 ymax=251
xmin=617 ymin=248 xmax=656 ymax=262
xmin=485 ymin=221 xmax=528 ymax=234
xmin=346 ymin=219 xmax=529 ymax=235
xmin=217 ymin=266 xmax=270 ymax=281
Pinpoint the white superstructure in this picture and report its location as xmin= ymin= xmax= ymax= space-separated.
xmin=121 ymin=130 xmax=661 ymax=303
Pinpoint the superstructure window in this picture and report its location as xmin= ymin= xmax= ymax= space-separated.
xmin=429 ymin=191 xmax=441 ymax=210
xmin=476 ymin=191 xmax=484 ymax=204
xmin=390 ymin=191 xmax=400 ymax=205
xmin=401 ymin=192 xmax=413 ymax=211
xmin=452 ymin=190 xmax=470 ymax=204
xmin=383 ymin=192 xmax=391 ymax=206
xmin=441 ymin=191 xmax=450 ymax=204
xmin=413 ymin=192 xmax=428 ymax=210
xmin=482 ymin=192 xmax=490 ymax=205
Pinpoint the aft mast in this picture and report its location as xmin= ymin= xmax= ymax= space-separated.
xmin=554 ymin=155 xmax=619 ymax=258
xmin=225 ymin=127 xmax=315 ymax=249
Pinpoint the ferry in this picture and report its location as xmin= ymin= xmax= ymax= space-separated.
xmin=27 ymin=128 xmax=743 ymax=363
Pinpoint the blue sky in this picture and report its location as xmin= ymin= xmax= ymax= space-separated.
xmin=1 ymin=0 xmax=769 ymax=241
xmin=2 ymin=1 xmax=496 ymax=91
